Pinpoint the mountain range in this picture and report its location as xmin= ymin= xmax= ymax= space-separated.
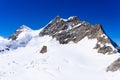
xmin=0 ymin=16 xmax=120 ymax=80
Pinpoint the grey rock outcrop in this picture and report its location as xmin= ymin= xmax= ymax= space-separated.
xmin=53 ymin=22 xmax=91 ymax=44
xmin=40 ymin=16 xmax=91 ymax=44
xmin=40 ymin=46 xmax=47 ymax=54
xmin=106 ymin=57 xmax=120 ymax=72
xmin=39 ymin=16 xmax=67 ymax=36
xmin=39 ymin=16 xmax=118 ymax=54
xmin=8 ymin=30 xmax=21 ymax=40
xmin=98 ymin=46 xmax=113 ymax=54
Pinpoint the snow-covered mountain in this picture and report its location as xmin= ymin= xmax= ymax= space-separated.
xmin=0 ymin=16 xmax=120 ymax=80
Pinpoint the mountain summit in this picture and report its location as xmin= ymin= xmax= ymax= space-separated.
xmin=8 ymin=25 xmax=32 ymax=40
xmin=40 ymin=16 xmax=119 ymax=54
xmin=0 ymin=16 xmax=120 ymax=80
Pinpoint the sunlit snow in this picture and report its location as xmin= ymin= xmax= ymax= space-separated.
xmin=0 ymin=28 xmax=120 ymax=80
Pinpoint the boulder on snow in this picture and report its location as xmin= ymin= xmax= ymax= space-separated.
xmin=94 ymin=43 xmax=100 ymax=49
xmin=40 ymin=46 xmax=47 ymax=54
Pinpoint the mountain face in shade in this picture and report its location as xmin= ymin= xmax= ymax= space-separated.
xmin=0 ymin=16 xmax=120 ymax=80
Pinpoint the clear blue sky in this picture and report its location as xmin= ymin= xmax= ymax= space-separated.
xmin=0 ymin=0 xmax=120 ymax=45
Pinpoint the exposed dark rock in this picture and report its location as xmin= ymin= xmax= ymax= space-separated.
xmin=87 ymin=24 xmax=103 ymax=39
xmin=97 ymin=37 xmax=110 ymax=45
xmin=87 ymin=24 xmax=114 ymax=54
xmin=40 ymin=16 xmax=91 ymax=44
xmin=98 ymin=46 xmax=113 ymax=54
xmin=106 ymin=57 xmax=120 ymax=72
xmin=8 ymin=31 xmax=21 ymax=40
xmin=40 ymin=46 xmax=47 ymax=54
xmin=88 ymin=24 xmax=110 ymax=43
xmin=67 ymin=16 xmax=80 ymax=27
xmin=39 ymin=16 xmax=67 ymax=36
xmin=94 ymin=43 xmax=100 ymax=49
xmin=39 ymin=16 xmax=119 ymax=54
xmin=53 ymin=23 xmax=91 ymax=44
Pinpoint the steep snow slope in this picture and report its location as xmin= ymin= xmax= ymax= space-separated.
xmin=0 ymin=35 xmax=120 ymax=80
xmin=0 ymin=25 xmax=41 ymax=51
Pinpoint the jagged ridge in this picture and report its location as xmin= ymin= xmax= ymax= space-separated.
xmin=39 ymin=16 xmax=119 ymax=54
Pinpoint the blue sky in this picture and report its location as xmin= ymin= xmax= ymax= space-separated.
xmin=0 ymin=0 xmax=120 ymax=45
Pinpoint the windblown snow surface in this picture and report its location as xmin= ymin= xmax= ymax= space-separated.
xmin=0 ymin=29 xmax=120 ymax=80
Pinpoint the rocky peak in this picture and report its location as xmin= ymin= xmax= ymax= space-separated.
xmin=88 ymin=24 xmax=111 ymax=44
xmin=39 ymin=16 xmax=67 ymax=36
xmin=39 ymin=16 xmax=82 ymax=36
xmin=88 ymin=24 xmax=116 ymax=54
xmin=67 ymin=16 xmax=80 ymax=23
xmin=8 ymin=25 xmax=31 ymax=40
xmin=88 ymin=24 xmax=104 ymax=38
xmin=39 ymin=16 xmax=119 ymax=54
xmin=53 ymin=16 xmax=61 ymax=22
xmin=67 ymin=16 xmax=81 ymax=28
xmin=39 ymin=16 xmax=107 ymax=43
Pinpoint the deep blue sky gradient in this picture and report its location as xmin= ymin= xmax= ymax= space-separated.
xmin=0 ymin=0 xmax=120 ymax=45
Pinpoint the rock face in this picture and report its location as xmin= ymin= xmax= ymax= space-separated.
xmin=106 ymin=57 xmax=120 ymax=72
xmin=40 ymin=46 xmax=47 ymax=54
xmin=98 ymin=46 xmax=113 ymax=54
xmin=39 ymin=16 xmax=119 ymax=54
xmin=40 ymin=16 xmax=91 ymax=44
xmin=53 ymin=22 xmax=91 ymax=44
xmin=39 ymin=16 xmax=67 ymax=36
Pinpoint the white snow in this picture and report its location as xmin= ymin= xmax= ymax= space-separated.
xmin=73 ymin=23 xmax=82 ymax=27
xmin=61 ymin=18 xmax=67 ymax=21
xmin=0 ymin=36 xmax=9 ymax=51
xmin=0 ymin=30 xmax=120 ymax=80
xmin=68 ymin=16 xmax=77 ymax=20
xmin=16 ymin=25 xmax=32 ymax=32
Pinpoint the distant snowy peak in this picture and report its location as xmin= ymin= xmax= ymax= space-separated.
xmin=8 ymin=25 xmax=32 ymax=40
xmin=39 ymin=16 xmax=119 ymax=54
xmin=16 ymin=25 xmax=32 ymax=32
xmin=0 ymin=25 xmax=42 ymax=53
